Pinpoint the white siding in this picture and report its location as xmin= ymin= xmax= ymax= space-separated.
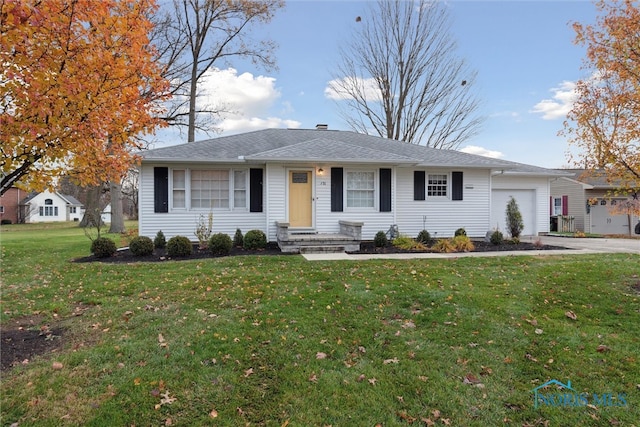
xmin=139 ymin=163 xmax=267 ymax=241
xmin=395 ymin=168 xmax=491 ymax=238
xmin=491 ymin=175 xmax=551 ymax=236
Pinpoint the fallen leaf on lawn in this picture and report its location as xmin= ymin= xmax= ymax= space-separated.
xmin=357 ymin=374 xmax=366 ymax=382
xmin=463 ymin=374 xmax=481 ymax=385
xmin=316 ymin=352 xmax=327 ymax=359
xmin=368 ymin=378 xmax=377 ymax=385
xmin=237 ymin=407 xmax=245 ymax=416
xmin=154 ymin=391 xmax=176 ymax=410
xmin=309 ymin=373 xmax=318 ymax=383
xmin=401 ymin=320 xmax=416 ymax=329
xmin=565 ymin=311 xmax=577 ymax=320
xmin=52 ymin=362 xmax=63 ymax=370
xmin=534 ymin=328 xmax=543 ymax=335
xmin=421 ymin=418 xmax=435 ymax=426
xmin=431 ymin=409 xmax=441 ymax=419
xmin=244 ymin=367 xmax=254 ymax=377
xmin=525 ymin=353 xmax=538 ymax=362
xmin=383 ymin=357 xmax=399 ymax=364
xmin=596 ymin=345 xmax=610 ymax=353
xmin=209 ymin=409 xmax=218 ymax=418
xmin=165 ymin=418 xmax=172 ymax=425
xmin=158 ymin=333 xmax=168 ymax=347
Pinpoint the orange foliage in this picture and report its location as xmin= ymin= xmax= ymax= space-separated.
xmin=563 ymin=0 xmax=640 ymax=203
xmin=0 ymin=0 xmax=169 ymax=194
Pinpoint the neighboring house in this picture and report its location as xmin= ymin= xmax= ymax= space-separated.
xmin=101 ymin=203 xmax=112 ymax=223
xmin=20 ymin=191 xmax=85 ymax=223
xmin=138 ymin=127 xmax=566 ymax=242
xmin=0 ymin=187 xmax=28 ymax=224
xmin=550 ymin=169 xmax=639 ymax=235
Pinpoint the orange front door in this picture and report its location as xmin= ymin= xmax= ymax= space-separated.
xmin=289 ymin=170 xmax=312 ymax=227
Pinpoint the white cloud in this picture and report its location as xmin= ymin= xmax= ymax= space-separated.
xmin=198 ymin=67 xmax=300 ymax=134
xmin=460 ymin=145 xmax=505 ymax=159
xmin=324 ymin=76 xmax=383 ymax=102
xmin=530 ymin=81 xmax=577 ymax=120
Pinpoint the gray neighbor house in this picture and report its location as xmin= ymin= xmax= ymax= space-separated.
xmin=138 ymin=126 xmax=567 ymax=249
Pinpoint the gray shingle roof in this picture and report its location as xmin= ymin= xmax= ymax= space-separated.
xmin=142 ymin=128 xmax=564 ymax=175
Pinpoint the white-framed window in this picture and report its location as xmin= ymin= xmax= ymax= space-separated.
xmin=40 ymin=199 xmax=58 ymax=216
xmin=169 ymin=168 xmax=249 ymax=210
xmin=70 ymin=207 xmax=76 ymax=214
xmin=428 ymin=174 xmax=447 ymax=197
xmin=346 ymin=170 xmax=375 ymax=208
xmin=172 ymin=169 xmax=186 ymax=209
xmin=0 ymin=206 xmax=4 ymax=214
xmin=233 ymin=170 xmax=247 ymax=209
xmin=553 ymin=197 xmax=563 ymax=215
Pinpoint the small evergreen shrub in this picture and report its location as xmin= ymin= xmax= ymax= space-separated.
xmin=374 ymin=230 xmax=388 ymax=247
xmin=432 ymin=239 xmax=455 ymax=253
xmin=392 ymin=235 xmax=426 ymax=251
xmin=244 ymin=229 xmax=267 ymax=250
xmin=452 ymin=235 xmax=475 ymax=252
xmin=506 ymin=197 xmax=524 ymax=239
xmin=209 ymin=233 xmax=233 ymax=256
xmin=167 ymin=235 xmax=193 ymax=257
xmin=91 ymin=237 xmax=117 ymax=258
xmin=416 ymin=229 xmax=431 ymax=245
xmin=194 ymin=213 xmax=213 ymax=249
xmin=129 ymin=236 xmax=154 ymax=256
xmin=233 ymin=228 xmax=244 ymax=247
xmin=454 ymin=227 xmax=467 ymax=237
xmin=490 ymin=230 xmax=504 ymax=245
xmin=154 ymin=230 xmax=166 ymax=249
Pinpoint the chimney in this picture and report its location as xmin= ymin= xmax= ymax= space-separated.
xmin=315 ymin=124 xmax=328 ymax=130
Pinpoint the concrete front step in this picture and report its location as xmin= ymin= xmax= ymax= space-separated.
xmin=299 ymin=246 xmax=346 ymax=254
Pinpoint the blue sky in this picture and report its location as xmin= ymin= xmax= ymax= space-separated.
xmin=156 ymin=0 xmax=599 ymax=169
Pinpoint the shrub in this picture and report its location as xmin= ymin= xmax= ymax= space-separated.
xmin=454 ymin=228 xmax=467 ymax=237
xmin=432 ymin=239 xmax=455 ymax=253
xmin=129 ymin=236 xmax=154 ymax=256
xmin=490 ymin=230 xmax=504 ymax=245
xmin=91 ymin=237 xmax=117 ymax=258
xmin=374 ymin=231 xmax=388 ymax=247
xmin=392 ymin=235 xmax=426 ymax=251
xmin=233 ymin=228 xmax=244 ymax=247
xmin=506 ymin=197 xmax=524 ymax=239
xmin=167 ymin=235 xmax=193 ymax=257
xmin=194 ymin=213 xmax=213 ymax=249
xmin=244 ymin=229 xmax=267 ymax=250
xmin=452 ymin=235 xmax=475 ymax=252
xmin=209 ymin=233 xmax=233 ymax=256
xmin=533 ymin=238 xmax=544 ymax=248
xmin=154 ymin=230 xmax=166 ymax=249
xmin=416 ymin=229 xmax=431 ymax=245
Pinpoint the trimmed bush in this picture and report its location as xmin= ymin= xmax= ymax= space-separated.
xmin=154 ymin=230 xmax=166 ymax=249
xmin=233 ymin=228 xmax=244 ymax=247
xmin=129 ymin=236 xmax=154 ymax=256
xmin=416 ymin=229 xmax=431 ymax=245
xmin=244 ymin=229 xmax=267 ymax=250
xmin=506 ymin=197 xmax=524 ymax=239
xmin=490 ymin=230 xmax=504 ymax=245
xmin=91 ymin=237 xmax=117 ymax=258
xmin=452 ymin=235 xmax=475 ymax=252
xmin=166 ymin=235 xmax=193 ymax=257
xmin=209 ymin=233 xmax=233 ymax=256
xmin=454 ymin=227 xmax=467 ymax=237
xmin=374 ymin=231 xmax=388 ymax=247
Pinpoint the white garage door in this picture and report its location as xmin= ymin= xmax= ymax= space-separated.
xmin=491 ymin=190 xmax=536 ymax=237
xmin=590 ymin=201 xmax=630 ymax=235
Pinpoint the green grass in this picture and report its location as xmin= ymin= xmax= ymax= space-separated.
xmin=1 ymin=223 xmax=639 ymax=426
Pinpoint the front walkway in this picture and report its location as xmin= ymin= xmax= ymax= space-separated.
xmin=302 ymin=235 xmax=640 ymax=261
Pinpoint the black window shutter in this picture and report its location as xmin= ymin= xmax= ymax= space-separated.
xmin=452 ymin=171 xmax=463 ymax=201
xmin=331 ymin=167 xmax=343 ymax=212
xmin=380 ymin=168 xmax=392 ymax=212
xmin=414 ymin=171 xmax=425 ymax=201
xmin=249 ymin=168 xmax=263 ymax=212
xmin=154 ymin=167 xmax=168 ymax=213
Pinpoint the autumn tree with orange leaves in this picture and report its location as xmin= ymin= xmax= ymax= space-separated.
xmin=563 ymin=0 xmax=640 ymax=212
xmin=0 ymin=0 xmax=169 ymax=196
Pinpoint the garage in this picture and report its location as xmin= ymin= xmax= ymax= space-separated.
xmin=491 ymin=189 xmax=536 ymax=237
xmin=589 ymin=200 xmax=631 ymax=235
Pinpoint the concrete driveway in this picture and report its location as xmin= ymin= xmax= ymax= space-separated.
xmin=303 ymin=235 xmax=640 ymax=261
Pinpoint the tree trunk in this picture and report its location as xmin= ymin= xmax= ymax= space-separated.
xmin=108 ymin=181 xmax=126 ymax=233
xmin=79 ymin=185 xmax=104 ymax=229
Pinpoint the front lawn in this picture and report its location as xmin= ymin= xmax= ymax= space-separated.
xmin=1 ymin=223 xmax=639 ymax=426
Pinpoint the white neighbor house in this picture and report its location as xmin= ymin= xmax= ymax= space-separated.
xmin=20 ymin=191 xmax=84 ymax=223
xmin=138 ymin=127 xmax=566 ymax=242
